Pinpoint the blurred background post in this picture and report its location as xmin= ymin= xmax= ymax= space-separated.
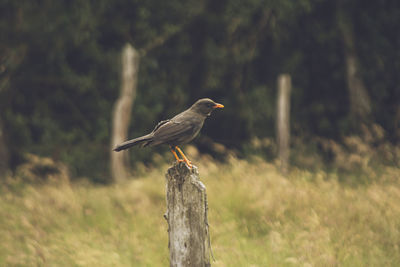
xmin=0 ymin=118 xmax=9 ymax=178
xmin=110 ymin=43 xmax=139 ymax=183
xmin=276 ymin=74 xmax=291 ymax=174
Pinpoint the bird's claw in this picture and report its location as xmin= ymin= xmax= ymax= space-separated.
xmin=176 ymin=159 xmax=192 ymax=169
xmin=185 ymin=161 xmax=193 ymax=169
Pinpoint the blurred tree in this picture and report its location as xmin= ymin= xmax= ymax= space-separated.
xmin=111 ymin=43 xmax=139 ymax=182
xmin=337 ymin=0 xmax=371 ymax=128
xmin=351 ymin=0 xmax=400 ymax=141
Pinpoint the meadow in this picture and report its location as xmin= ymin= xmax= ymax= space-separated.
xmin=1 ymin=154 xmax=400 ymax=266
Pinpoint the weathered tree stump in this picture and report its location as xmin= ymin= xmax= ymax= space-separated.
xmin=165 ymin=162 xmax=211 ymax=267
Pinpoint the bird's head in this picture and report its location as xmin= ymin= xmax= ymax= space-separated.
xmin=190 ymin=98 xmax=224 ymax=117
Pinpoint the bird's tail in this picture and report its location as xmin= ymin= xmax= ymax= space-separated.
xmin=113 ymin=134 xmax=153 ymax=151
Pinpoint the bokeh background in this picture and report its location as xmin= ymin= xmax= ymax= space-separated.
xmin=1 ymin=0 xmax=400 ymax=266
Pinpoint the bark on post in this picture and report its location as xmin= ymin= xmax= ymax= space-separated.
xmin=110 ymin=43 xmax=139 ymax=182
xmin=165 ymin=162 xmax=211 ymax=267
xmin=276 ymin=74 xmax=291 ymax=174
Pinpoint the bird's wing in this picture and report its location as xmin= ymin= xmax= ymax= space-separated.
xmin=151 ymin=119 xmax=170 ymax=133
xmin=152 ymin=120 xmax=195 ymax=143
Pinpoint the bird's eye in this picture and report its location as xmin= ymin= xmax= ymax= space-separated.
xmin=207 ymin=103 xmax=213 ymax=107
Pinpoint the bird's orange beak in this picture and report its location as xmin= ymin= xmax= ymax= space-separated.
xmin=213 ymin=103 xmax=224 ymax=109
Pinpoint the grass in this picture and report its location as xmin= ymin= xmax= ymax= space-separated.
xmin=1 ymin=156 xmax=400 ymax=266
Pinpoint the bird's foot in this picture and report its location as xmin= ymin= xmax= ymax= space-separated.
xmin=175 ymin=146 xmax=192 ymax=169
xmin=175 ymin=159 xmax=192 ymax=169
xmin=171 ymin=146 xmax=192 ymax=169
xmin=184 ymin=159 xmax=192 ymax=169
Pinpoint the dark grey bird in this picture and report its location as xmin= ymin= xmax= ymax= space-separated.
xmin=113 ymin=98 xmax=224 ymax=168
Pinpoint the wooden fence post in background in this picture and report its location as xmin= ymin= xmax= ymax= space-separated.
xmin=110 ymin=43 xmax=139 ymax=182
xmin=276 ymin=74 xmax=291 ymax=174
xmin=165 ymin=162 xmax=211 ymax=267
xmin=0 ymin=118 xmax=9 ymax=178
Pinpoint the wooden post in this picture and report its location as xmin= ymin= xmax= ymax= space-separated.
xmin=276 ymin=74 xmax=291 ymax=174
xmin=110 ymin=43 xmax=139 ymax=182
xmin=0 ymin=118 xmax=9 ymax=178
xmin=165 ymin=162 xmax=211 ymax=267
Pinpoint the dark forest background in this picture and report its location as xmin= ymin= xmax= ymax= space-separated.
xmin=1 ymin=0 xmax=399 ymax=182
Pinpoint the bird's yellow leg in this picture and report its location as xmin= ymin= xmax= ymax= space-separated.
xmin=175 ymin=146 xmax=192 ymax=168
xmin=170 ymin=147 xmax=184 ymax=162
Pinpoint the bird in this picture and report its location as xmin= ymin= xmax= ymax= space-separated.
xmin=113 ymin=98 xmax=224 ymax=168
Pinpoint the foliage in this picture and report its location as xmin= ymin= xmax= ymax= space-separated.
xmin=0 ymin=0 xmax=399 ymax=179
xmin=1 ymin=158 xmax=400 ymax=266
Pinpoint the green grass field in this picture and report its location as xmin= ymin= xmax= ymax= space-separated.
xmin=1 ymin=156 xmax=400 ymax=266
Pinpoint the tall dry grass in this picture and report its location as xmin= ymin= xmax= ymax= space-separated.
xmin=1 ymin=155 xmax=400 ymax=266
